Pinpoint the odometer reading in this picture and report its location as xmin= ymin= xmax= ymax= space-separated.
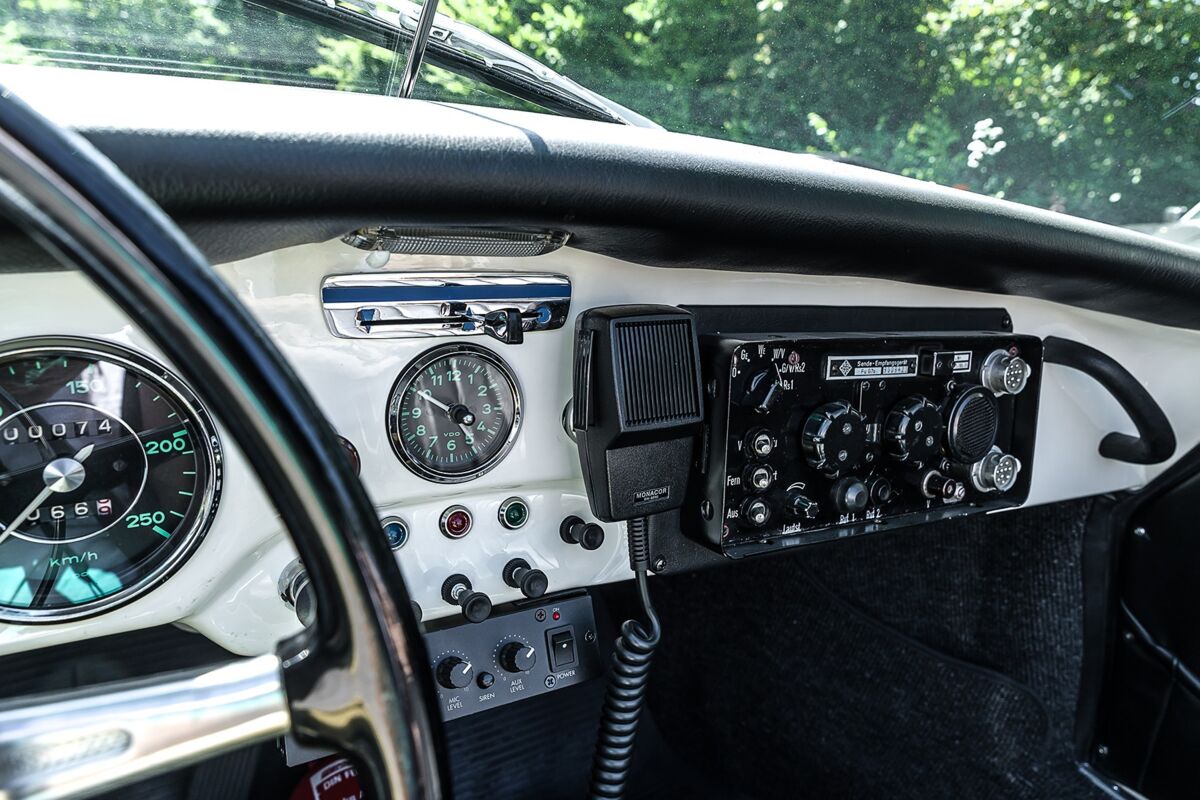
xmin=0 ymin=339 xmax=220 ymax=621
xmin=387 ymin=344 xmax=521 ymax=483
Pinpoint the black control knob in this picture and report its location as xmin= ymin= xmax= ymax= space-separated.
xmin=441 ymin=574 xmax=492 ymax=624
xmin=560 ymin=516 xmax=605 ymax=550
xmin=741 ymin=496 xmax=772 ymax=527
xmin=499 ymin=641 xmax=537 ymax=673
xmin=866 ymin=475 xmax=895 ymax=505
xmin=883 ymin=395 xmax=943 ymax=466
xmin=784 ymin=490 xmax=818 ymax=520
xmin=802 ymin=401 xmax=868 ymax=474
xmin=831 ymin=476 xmax=869 ymax=515
xmin=436 ymin=656 xmax=474 ymax=690
xmin=503 ymin=558 xmax=548 ymax=599
xmin=741 ymin=370 xmax=783 ymax=415
xmin=944 ymin=384 xmax=1000 ymax=463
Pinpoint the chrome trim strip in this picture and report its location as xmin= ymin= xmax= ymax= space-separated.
xmin=322 ymin=272 xmax=570 ymax=340
xmin=0 ymin=655 xmax=289 ymax=800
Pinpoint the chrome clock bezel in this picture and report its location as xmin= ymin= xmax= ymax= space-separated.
xmin=0 ymin=337 xmax=223 ymax=624
xmin=386 ymin=343 xmax=523 ymax=484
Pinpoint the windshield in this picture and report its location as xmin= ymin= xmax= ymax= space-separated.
xmin=1 ymin=0 xmax=1198 ymax=240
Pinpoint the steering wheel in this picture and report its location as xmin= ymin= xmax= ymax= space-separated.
xmin=0 ymin=89 xmax=447 ymax=797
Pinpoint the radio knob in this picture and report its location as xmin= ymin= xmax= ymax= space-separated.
xmin=831 ymin=477 xmax=869 ymax=514
xmin=784 ymin=490 xmax=818 ymax=520
xmin=499 ymin=641 xmax=537 ymax=673
xmin=883 ymin=396 xmax=943 ymax=466
xmin=436 ymin=656 xmax=474 ymax=690
xmin=741 ymin=497 xmax=772 ymax=527
xmin=741 ymin=370 xmax=783 ymax=415
xmin=801 ymin=401 xmax=868 ymax=474
xmin=981 ymin=350 xmax=1031 ymax=396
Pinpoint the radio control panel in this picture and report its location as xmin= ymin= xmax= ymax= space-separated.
xmin=691 ymin=332 xmax=1042 ymax=556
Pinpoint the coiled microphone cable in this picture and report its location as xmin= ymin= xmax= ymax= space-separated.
xmin=588 ymin=517 xmax=660 ymax=800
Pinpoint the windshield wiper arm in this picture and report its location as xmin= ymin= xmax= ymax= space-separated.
xmin=248 ymin=0 xmax=656 ymax=127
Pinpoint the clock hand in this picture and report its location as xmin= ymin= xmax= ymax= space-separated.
xmin=415 ymin=391 xmax=477 ymax=425
xmin=415 ymin=390 xmax=452 ymax=413
xmin=0 ymin=443 xmax=95 ymax=547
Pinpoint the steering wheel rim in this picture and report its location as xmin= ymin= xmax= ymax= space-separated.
xmin=0 ymin=87 xmax=448 ymax=798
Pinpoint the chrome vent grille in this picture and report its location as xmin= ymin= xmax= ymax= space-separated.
xmin=342 ymin=226 xmax=569 ymax=258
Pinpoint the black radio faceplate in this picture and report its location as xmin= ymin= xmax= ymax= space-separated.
xmin=690 ymin=332 xmax=1042 ymax=557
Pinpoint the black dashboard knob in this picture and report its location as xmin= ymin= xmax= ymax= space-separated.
xmin=802 ymin=401 xmax=868 ymax=474
xmin=560 ymin=516 xmax=605 ymax=550
xmin=741 ymin=369 xmax=783 ymax=415
xmin=944 ymin=385 xmax=1000 ymax=463
xmin=436 ymin=656 xmax=474 ymax=690
xmin=503 ymin=558 xmax=548 ymax=599
xmin=831 ymin=476 xmax=869 ymax=515
xmin=784 ymin=490 xmax=818 ymax=520
xmin=883 ymin=395 xmax=943 ymax=466
xmin=441 ymin=574 xmax=492 ymax=624
xmin=499 ymin=641 xmax=537 ymax=673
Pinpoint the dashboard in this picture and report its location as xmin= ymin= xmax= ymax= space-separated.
xmin=1 ymin=235 xmax=1199 ymax=665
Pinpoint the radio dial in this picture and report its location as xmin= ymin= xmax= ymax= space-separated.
xmin=499 ymin=641 xmax=537 ymax=674
xmin=883 ymin=396 xmax=943 ymax=466
xmin=436 ymin=656 xmax=474 ymax=690
xmin=802 ymin=401 xmax=868 ymax=474
xmin=784 ymin=490 xmax=818 ymax=519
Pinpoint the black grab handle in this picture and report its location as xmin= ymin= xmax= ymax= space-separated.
xmin=1043 ymin=336 xmax=1175 ymax=465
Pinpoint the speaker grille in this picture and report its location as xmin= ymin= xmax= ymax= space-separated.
xmin=613 ymin=318 xmax=702 ymax=428
xmin=947 ymin=387 xmax=999 ymax=463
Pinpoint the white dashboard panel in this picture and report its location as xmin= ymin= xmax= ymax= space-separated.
xmin=0 ymin=239 xmax=1198 ymax=657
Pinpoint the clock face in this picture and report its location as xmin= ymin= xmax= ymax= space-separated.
xmin=386 ymin=345 xmax=521 ymax=483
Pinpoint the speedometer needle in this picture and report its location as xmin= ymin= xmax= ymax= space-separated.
xmin=0 ymin=443 xmax=95 ymax=547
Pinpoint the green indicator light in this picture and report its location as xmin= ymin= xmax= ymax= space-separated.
xmin=499 ymin=497 xmax=529 ymax=530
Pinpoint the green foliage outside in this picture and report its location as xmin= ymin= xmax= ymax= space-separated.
xmin=1 ymin=0 xmax=1197 ymax=227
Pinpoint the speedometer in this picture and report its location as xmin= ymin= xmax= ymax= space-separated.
xmin=386 ymin=344 xmax=521 ymax=483
xmin=0 ymin=338 xmax=220 ymax=622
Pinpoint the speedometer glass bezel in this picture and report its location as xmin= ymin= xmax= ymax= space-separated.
xmin=386 ymin=343 xmax=523 ymax=484
xmin=0 ymin=337 xmax=222 ymax=623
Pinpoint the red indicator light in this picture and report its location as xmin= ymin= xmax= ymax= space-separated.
xmin=439 ymin=505 xmax=474 ymax=539
xmin=552 ymin=611 xmax=561 ymax=621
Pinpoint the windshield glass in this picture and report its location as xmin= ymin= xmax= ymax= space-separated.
xmin=2 ymin=0 xmax=1198 ymax=240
